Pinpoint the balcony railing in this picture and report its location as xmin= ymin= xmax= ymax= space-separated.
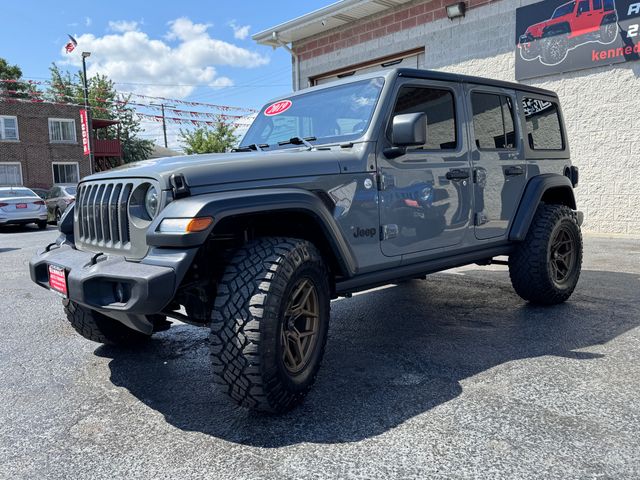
xmin=93 ymin=139 xmax=122 ymax=157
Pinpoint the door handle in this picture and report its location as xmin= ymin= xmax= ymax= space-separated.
xmin=446 ymin=169 xmax=470 ymax=181
xmin=504 ymin=166 xmax=524 ymax=176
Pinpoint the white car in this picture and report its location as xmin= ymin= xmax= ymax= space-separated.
xmin=0 ymin=187 xmax=49 ymax=229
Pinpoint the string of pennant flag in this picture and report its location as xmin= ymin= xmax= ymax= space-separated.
xmin=0 ymin=90 xmax=255 ymax=123
xmin=135 ymin=112 xmax=252 ymax=128
xmin=0 ymin=78 xmax=258 ymax=113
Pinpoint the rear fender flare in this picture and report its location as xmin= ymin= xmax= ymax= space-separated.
xmin=509 ymin=174 xmax=577 ymax=241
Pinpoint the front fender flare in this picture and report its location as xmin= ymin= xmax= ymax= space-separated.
xmin=146 ymin=188 xmax=357 ymax=277
xmin=509 ymin=174 xmax=576 ymax=242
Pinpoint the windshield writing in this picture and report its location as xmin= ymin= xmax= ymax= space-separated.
xmin=241 ymin=78 xmax=384 ymax=149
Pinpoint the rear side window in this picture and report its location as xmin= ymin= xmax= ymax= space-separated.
xmin=471 ymin=92 xmax=516 ymax=150
xmin=593 ymin=0 xmax=602 ymax=9
xmin=522 ymin=98 xmax=564 ymax=150
xmin=391 ymin=86 xmax=457 ymax=150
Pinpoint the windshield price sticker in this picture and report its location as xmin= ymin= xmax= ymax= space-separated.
xmin=264 ymin=100 xmax=292 ymax=116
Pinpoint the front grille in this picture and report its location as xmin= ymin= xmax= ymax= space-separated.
xmin=76 ymin=181 xmax=133 ymax=248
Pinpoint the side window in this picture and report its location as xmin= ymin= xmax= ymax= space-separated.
xmin=593 ymin=0 xmax=602 ymax=9
xmin=52 ymin=163 xmax=80 ymax=184
xmin=577 ymin=0 xmax=590 ymax=13
xmin=471 ymin=92 xmax=516 ymax=150
xmin=522 ymin=98 xmax=564 ymax=150
xmin=603 ymin=0 xmax=614 ymax=9
xmin=391 ymin=86 xmax=457 ymax=150
xmin=0 ymin=116 xmax=19 ymax=141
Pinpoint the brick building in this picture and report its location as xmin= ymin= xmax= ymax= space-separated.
xmin=0 ymin=101 xmax=91 ymax=189
xmin=254 ymin=0 xmax=640 ymax=235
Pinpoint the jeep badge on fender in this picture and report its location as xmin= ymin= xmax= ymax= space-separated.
xmin=29 ymin=68 xmax=583 ymax=414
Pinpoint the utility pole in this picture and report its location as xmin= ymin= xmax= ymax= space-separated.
xmin=150 ymin=103 xmax=176 ymax=148
xmin=81 ymin=52 xmax=94 ymax=174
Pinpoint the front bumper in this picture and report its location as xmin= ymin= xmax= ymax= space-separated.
xmin=29 ymin=238 xmax=197 ymax=333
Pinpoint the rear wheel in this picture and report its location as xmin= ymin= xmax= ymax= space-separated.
xmin=209 ymin=237 xmax=330 ymax=413
xmin=509 ymin=204 xmax=582 ymax=305
xmin=64 ymin=300 xmax=151 ymax=345
xmin=599 ymin=20 xmax=618 ymax=44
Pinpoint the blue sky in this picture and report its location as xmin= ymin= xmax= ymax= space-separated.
xmin=0 ymin=0 xmax=327 ymax=148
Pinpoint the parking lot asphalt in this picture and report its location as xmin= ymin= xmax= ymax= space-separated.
xmin=1 ymin=224 xmax=639 ymax=479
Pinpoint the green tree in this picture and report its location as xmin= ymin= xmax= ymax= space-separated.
xmin=0 ymin=57 xmax=37 ymax=98
xmin=179 ymin=123 xmax=237 ymax=154
xmin=48 ymin=64 xmax=153 ymax=165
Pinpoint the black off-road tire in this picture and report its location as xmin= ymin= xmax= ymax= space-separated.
xmin=509 ymin=204 xmax=582 ymax=305
xmin=209 ymin=237 xmax=330 ymax=413
xmin=63 ymin=300 xmax=151 ymax=345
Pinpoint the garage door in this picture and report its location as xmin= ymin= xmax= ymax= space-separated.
xmin=312 ymin=49 xmax=425 ymax=86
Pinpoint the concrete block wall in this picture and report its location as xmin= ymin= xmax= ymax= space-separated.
xmin=294 ymin=0 xmax=640 ymax=235
xmin=0 ymin=102 xmax=89 ymax=189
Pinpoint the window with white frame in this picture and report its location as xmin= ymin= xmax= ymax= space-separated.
xmin=0 ymin=116 xmax=19 ymax=141
xmin=48 ymin=118 xmax=77 ymax=143
xmin=52 ymin=162 xmax=79 ymax=184
xmin=0 ymin=163 xmax=23 ymax=185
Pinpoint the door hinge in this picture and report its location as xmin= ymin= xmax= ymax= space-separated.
xmin=381 ymin=224 xmax=399 ymax=240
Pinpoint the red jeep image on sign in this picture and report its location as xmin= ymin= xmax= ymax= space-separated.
xmin=518 ymin=0 xmax=619 ymax=65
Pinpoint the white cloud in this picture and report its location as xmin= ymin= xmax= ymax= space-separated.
xmin=108 ymin=20 xmax=139 ymax=33
xmin=61 ymin=17 xmax=269 ymax=98
xmin=228 ymin=20 xmax=251 ymax=40
xmin=85 ymin=17 xmax=92 ymax=27
xmin=166 ymin=17 xmax=211 ymax=41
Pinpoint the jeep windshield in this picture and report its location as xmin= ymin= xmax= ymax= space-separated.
xmin=552 ymin=1 xmax=575 ymax=18
xmin=240 ymin=77 xmax=384 ymax=150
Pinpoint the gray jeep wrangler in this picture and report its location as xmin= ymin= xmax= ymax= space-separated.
xmin=30 ymin=69 xmax=583 ymax=413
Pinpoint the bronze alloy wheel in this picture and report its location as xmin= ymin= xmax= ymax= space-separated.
xmin=281 ymin=278 xmax=320 ymax=375
xmin=549 ymin=224 xmax=577 ymax=286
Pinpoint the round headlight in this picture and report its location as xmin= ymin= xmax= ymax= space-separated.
xmin=144 ymin=186 xmax=158 ymax=218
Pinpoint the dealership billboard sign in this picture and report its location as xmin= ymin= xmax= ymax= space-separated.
xmin=516 ymin=0 xmax=640 ymax=80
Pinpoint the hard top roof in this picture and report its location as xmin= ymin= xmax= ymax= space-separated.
xmin=394 ymin=68 xmax=557 ymax=96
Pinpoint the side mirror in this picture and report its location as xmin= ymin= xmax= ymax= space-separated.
xmin=391 ymin=112 xmax=427 ymax=146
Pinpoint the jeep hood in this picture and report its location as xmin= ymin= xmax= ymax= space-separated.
xmin=525 ymin=18 xmax=561 ymax=38
xmin=81 ymin=148 xmax=353 ymax=189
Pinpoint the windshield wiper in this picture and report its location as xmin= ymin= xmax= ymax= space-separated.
xmin=233 ymin=143 xmax=269 ymax=152
xmin=278 ymin=136 xmax=317 ymax=150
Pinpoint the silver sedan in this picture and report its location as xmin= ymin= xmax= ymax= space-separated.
xmin=0 ymin=187 xmax=48 ymax=229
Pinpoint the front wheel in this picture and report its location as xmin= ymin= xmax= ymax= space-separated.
xmin=509 ymin=204 xmax=582 ymax=305
xmin=541 ymin=34 xmax=569 ymax=65
xmin=209 ymin=237 xmax=330 ymax=413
